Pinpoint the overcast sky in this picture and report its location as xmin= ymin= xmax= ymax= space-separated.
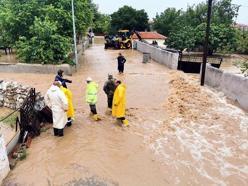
xmin=93 ymin=0 xmax=248 ymax=24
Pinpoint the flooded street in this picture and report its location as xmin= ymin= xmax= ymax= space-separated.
xmin=0 ymin=51 xmax=18 ymax=64
xmin=1 ymin=41 xmax=248 ymax=185
xmin=220 ymin=54 xmax=247 ymax=74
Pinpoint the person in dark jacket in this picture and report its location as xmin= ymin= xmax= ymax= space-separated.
xmin=55 ymin=69 xmax=72 ymax=88
xmin=117 ymin=53 xmax=126 ymax=74
xmin=103 ymin=74 xmax=116 ymax=110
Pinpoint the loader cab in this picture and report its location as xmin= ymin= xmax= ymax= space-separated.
xmin=117 ymin=30 xmax=131 ymax=41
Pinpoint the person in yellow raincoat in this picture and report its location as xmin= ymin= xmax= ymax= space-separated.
xmin=60 ymin=85 xmax=75 ymax=127
xmin=112 ymin=80 xmax=129 ymax=126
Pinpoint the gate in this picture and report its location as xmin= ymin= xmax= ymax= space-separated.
xmin=19 ymin=88 xmax=40 ymax=141
xmin=178 ymin=52 xmax=222 ymax=73
xmin=19 ymin=88 xmax=53 ymax=142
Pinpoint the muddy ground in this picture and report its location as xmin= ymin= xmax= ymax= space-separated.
xmin=0 ymin=41 xmax=247 ymax=186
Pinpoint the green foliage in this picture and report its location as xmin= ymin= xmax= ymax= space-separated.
xmin=235 ymin=30 xmax=248 ymax=54
xmin=153 ymin=8 xmax=182 ymax=36
xmin=155 ymin=0 xmax=239 ymax=54
xmin=93 ymin=13 xmax=110 ymax=34
xmin=90 ymin=3 xmax=110 ymax=34
xmin=0 ymin=5 xmax=13 ymax=47
xmin=211 ymin=0 xmax=239 ymax=25
xmin=16 ymin=17 xmax=71 ymax=64
xmin=0 ymin=0 xmax=41 ymax=45
xmin=166 ymin=26 xmax=196 ymax=50
xmin=194 ymin=23 xmax=237 ymax=54
xmin=110 ymin=6 xmax=149 ymax=33
xmin=0 ymin=0 xmax=93 ymax=64
xmin=235 ymin=60 xmax=248 ymax=76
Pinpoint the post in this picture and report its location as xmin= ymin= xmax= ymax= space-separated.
xmin=71 ymin=0 xmax=78 ymax=66
xmin=200 ymin=0 xmax=213 ymax=86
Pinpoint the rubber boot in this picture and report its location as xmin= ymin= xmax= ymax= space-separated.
xmin=53 ymin=128 xmax=58 ymax=136
xmin=92 ymin=114 xmax=101 ymax=121
xmin=122 ymin=119 xmax=129 ymax=127
xmin=58 ymin=129 xmax=64 ymax=137
xmin=66 ymin=117 xmax=72 ymax=127
xmin=105 ymin=108 xmax=112 ymax=115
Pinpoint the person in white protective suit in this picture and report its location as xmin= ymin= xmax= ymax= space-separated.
xmin=45 ymin=81 xmax=68 ymax=137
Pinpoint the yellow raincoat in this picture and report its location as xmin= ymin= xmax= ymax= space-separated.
xmin=112 ymin=83 xmax=126 ymax=118
xmin=61 ymin=87 xmax=75 ymax=118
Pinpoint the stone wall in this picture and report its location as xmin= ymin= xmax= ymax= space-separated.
xmin=135 ymin=41 xmax=179 ymax=70
xmin=0 ymin=81 xmax=30 ymax=109
xmin=205 ymin=64 xmax=248 ymax=111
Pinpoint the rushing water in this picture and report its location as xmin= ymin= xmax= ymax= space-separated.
xmin=1 ymin=40 xmax=247 ymax=185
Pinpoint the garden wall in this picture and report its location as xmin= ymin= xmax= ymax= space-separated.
xmin=205 ymin=64 xmax=248 ymax=110
xmin=135 ymin=41 xmax=179 ymax=70
xmin=0 ymin=63 xmax=75 ymax=76
xmin=0 ymin=38 xmax=90 ymax=76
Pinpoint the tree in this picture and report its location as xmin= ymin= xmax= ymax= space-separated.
xmin=182 ymin=2 xmax=208 ymax=27
xmin=0 ymin=0 xmax=41 ymax=46
xmin=0 ymin=6 xmax=12 ymax=47
xmin=194 ymin=23 xmax=237 ymax=54
xmin=153 ymin=8 xmax=182 ymax=36
xmin=110 ymin=6 xmax=149 ymax=33
xmin=166 ymin=26 xmax=196 ymax=50
xmin=90 ymin=3 xmax=110 ymax=34
xmin=157 ymin=0 xmax=239 ymax=54
xmin=41 ymin=0 xmax=93 ymax=39
xmin=93 ymin=13 xmax=111 ymax=34
xmin=16 ymin=17 xmax=71 ymax=64
xmin=211 ymin=0 xmax=239 ymax=25
xmin=235 ymin=30 xmax=248 ymax=54
xmin=0 ymin=0 xmax=93 ymax=63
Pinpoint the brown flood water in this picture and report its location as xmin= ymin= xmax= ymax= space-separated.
xmin=1 ymin=40 xmax=247 ymax=185
xmin=220 ymin=54 xmax=247 ymax=74
xmin=0 ymin=51 xmax=18 ymax=64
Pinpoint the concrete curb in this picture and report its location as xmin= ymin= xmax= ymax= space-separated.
xmin=0 ymin=63 xmax=75 ymax=76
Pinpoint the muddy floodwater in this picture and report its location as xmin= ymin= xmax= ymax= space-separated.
xmin=1 ymin=40 xmax=247 ymax=186
xmin=0 ymin=51 xmax=18 ymax=64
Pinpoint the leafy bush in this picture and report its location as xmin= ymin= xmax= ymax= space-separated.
xmin=16 ymin=17 xmax=71 ymax=64
xmin=235 ymin=30 xmax=248 ymax=54
xmin=235 ymin=60 xmax=248 ymax=76
xmin=155 ymin=0 xmax=239 ymax=54
xmin=0 ymin=0 xmax=93 ymax=64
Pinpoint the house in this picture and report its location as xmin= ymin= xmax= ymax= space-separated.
xmin=132 ymin=32 xmax=167 ymax=47
xmin=234 ymin=23 xmax=248 ymax=32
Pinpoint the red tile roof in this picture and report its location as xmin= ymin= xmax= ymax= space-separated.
xmin=132 ymin=32 xmax=167 ymax=40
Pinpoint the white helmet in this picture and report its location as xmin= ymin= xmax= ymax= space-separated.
xmin=86 ymin=77 xmax=92 ymax=82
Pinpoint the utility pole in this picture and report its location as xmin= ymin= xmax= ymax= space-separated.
xmin=71 ymin=0 xmax=78 ymax=66
xmin=200 ymin=0 xmax=213 ymax=86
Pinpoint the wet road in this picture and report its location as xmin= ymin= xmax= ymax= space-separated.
xmin=1 ymin=41 xmax=248 ymax=186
